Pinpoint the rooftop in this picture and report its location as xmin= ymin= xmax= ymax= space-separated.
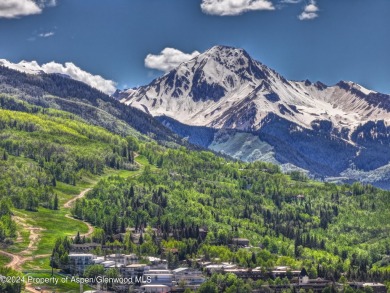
xmin=71 ymin=243 xmax=100 ymax=247
xmin=173 ymin=267 xmax=189 ymax=273
xmin=140 ymin=284 xmax=170 ymax=288
xmin=361 ymin=283 xmax=386 ymax=287
xmin=69 ymin=253 xmax=94 ymax=257
xmin=147 ymin=270 xmax=171 ymax=273
xmin=125 ymin=264 xmax=149 ymax=268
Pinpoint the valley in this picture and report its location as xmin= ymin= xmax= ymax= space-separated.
xmin=0 ymin=61 xmax=389 ymax=292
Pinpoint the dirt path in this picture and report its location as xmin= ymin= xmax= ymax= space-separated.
xmin=14 ymin=217 xmax=45 ymax=256
xmin=63 ymin=187 xmax=95 ymax=238
xmin=63 ymin=188 xmax=92 ymax=209
xmin=0 ymin=249 xmax=21 ymax=269
xmin=0 ymin=188 xmax=94 ymax=271
xmin=134 ymin=152 xmax=141 ymax=167
xmin=25 ymin=283 xmax=43 ymax=293
xmin=0 ymin=216 xmax=48 ymax=271
xmin=0 ymin=244 xmax=50 ymax=272
xmin=0 ymin=187 xmax=97 ymax=292
xmin=64 ymin=213 xmax=94 ymax=238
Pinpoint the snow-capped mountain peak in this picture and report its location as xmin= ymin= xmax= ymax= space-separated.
xmin=117 ymin=45 xmax=389 ymax=134
xmin=115 ymin=45 xmax=390 ymax=186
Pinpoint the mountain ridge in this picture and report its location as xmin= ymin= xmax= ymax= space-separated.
xmin=116 ymin=45 xmax=390 ymax=187
xmin=117 ymin=46 xmax=389 ymax=132
xmin=0 ymin=65 xmax=196 ymax=148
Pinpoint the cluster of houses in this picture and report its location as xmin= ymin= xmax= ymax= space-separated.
xmin=68 ymin=251 xmax=205 ymax=292
xmin=67 ymin=242 xmax=387 ymax=293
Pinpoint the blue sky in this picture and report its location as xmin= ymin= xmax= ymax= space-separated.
xmin=0 ymin=0 xmax=389 ymax=94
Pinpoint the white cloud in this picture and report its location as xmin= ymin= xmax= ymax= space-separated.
xmin=201 ymin=0 xmax=274 ymax=16
xmin=0 ymin=0 xmax=56 ymax=19
xmin=39 ymin=31 xmax=55 ymax=38
xmin=43 ymin=0 xmax=57 ymax=7
xmin=145 ymin=48 xmax=200 ymax=72
xmin=298 ymin=0 xmax=319 ymax=20
xmin=41 ymin=62 xmax=117 ymax=94
xmin=0 ymin=59 xmax=117 ymax=94
xmin=280 ymin=0 xmax=301 ymax=3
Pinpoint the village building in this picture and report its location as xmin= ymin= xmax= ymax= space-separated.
xmin=70 ymin=243 xmax=101 ymax=253
xmin=349 ymin=282 xmax=387 ymax=293
xmin=120 ymin=263 xmax=149 ymax=280
xmin=230 ymin=238 xmax=250 ymax=247
xmin=172 ymin=267 xmax=205 ymax=287
xmin=68 ymin=253 xmax=95 ymax=274
xmin=139 ymin=284 xmax=171 ymax=293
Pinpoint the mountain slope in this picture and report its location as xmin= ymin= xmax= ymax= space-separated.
xmin=0 ymin=65 xmax=193 ymax=148
xmin=2 ymin=94 xmax=390 ymax=285
xmin=116 ymin=45 xmax=390 ymax=186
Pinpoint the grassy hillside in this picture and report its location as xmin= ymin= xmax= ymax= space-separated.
xmin=0 ymin=96 xmax=139 ymax=210
xmin=0 ymin=92 xmax=389 ymax=292
xmin=0 ymin=97 xmax=143 ymax=292
xmin=0 ymin=65 xmax=192 ymax=147
xmin=0 ymin=97 xmax=139 ymax=246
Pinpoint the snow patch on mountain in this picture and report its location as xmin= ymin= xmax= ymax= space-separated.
xmin=209 ymin=131 xmax=277 ymax=163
